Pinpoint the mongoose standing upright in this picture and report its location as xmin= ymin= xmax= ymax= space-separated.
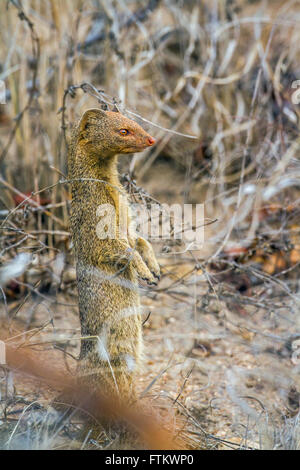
xmin=68 ymin=108 xmax=160 ymax=401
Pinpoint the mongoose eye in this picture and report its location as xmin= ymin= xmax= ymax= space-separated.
xmin=119 ymin=129 xmax=130 ymax=136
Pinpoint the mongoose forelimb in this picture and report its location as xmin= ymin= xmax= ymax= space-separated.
xmin=68 ymin=108 xmax=160 ymax=402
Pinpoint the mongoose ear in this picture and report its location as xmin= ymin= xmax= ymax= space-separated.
xmin=79 ymin=108 xmax=107 ymax=133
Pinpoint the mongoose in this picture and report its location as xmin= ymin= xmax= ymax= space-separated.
xmin=68 ymin=108 xmax=160 ymax=401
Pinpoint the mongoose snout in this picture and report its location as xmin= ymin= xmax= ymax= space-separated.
xmin=147 ymin=136 xmax=156 ymax=146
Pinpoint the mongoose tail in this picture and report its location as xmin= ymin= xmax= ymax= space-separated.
xmin=68 ymin=108 xmax=160 ymax=401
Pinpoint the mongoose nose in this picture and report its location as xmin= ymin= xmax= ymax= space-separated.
xmin=147 ymin=136 xmax=156 ymax=146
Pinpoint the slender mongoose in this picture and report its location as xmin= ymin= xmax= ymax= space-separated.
xmin=68 ymin=108 xmax=160 ymax=401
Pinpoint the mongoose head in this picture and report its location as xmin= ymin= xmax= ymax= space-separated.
xmin=77 ymin=108 xmax=156 ymax=157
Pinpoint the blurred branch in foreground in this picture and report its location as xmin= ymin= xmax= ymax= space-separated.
xmin=0 ymin=325 xmax=181 ymax=450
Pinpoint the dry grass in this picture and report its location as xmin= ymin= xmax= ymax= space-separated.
xmin=0 ymin=0 xmax=300 ymax=450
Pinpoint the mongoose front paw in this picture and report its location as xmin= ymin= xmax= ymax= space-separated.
xmin=130 ymin=250 xmax=157 ymax=285
xmin=137 ymin=264 xmax=157 ymax=286
xmin=142 ymin=277 xmax=158 ymax=286
xmin=152 ymin=270 xmax=160 ymax=281
xmin=149 ymin=261 xmax=160 ymax=281
xmin=147 ymin=264 xmax=160 ymax=283
xmin=140 ymin=262 xmax=160 ymax=284
xmin=134 ymin=238 xmax=160 ymax=282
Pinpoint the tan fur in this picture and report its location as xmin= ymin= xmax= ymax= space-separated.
xmin=68 ymin=108 xmax=160 ymax=401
